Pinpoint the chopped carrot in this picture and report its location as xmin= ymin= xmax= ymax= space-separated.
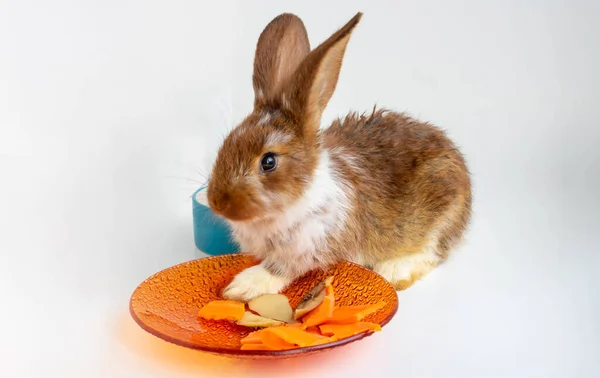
xmin=241 ymin=343 xmax=270 ymax=351
xmin=326 ymin=302 xmax=386 ymax=324
xmin=197 ymin=300 xmax=245 ymax=321
xmin=240 ymin=330 xmax=263 ymax=345
xmin=225 ymin=278 xmax=386 ymax=352
xmin=319 ymin=322 xmax=382 ymax=339
xmin=305 ymin=325 xmax=334 ymax=340
xmin=285 ymin=323 xmax=307 ymax=330
xmin=259 ymin=329 xmax=296 ymax=350
xmin=301 ymin=284 xmax=335 ymax=327
xmin=264 ymin=326 xmax=332 ymax=348
xmin=305 ymin=326 xmax=320 ymax=334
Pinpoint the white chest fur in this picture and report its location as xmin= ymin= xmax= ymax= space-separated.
xmin=228 ymin=150 xmax=349 ymax=277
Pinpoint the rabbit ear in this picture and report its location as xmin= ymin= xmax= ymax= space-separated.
xmin=253 ymin=14 xmax=310 ymax=107
xmin=279 ymin=12 xmax=362 ymax=139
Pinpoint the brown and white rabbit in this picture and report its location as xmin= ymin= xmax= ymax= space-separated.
xmin=207 ymin=12 xmax=472 ymax=301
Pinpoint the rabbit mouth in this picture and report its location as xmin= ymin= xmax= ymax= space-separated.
xmin=211 ymin=196 xmax=268 ymax=223
xmin=212 ymin=205 xmax=261 ymax=223
xmin=220 ymin=203 xmax=288 ymax=224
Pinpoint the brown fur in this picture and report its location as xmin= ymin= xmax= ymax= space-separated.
xmin=253 ymin=14 xmax=311 ymax=107
xmin=323 ymin=109 xmax=472 ymax=288
xmin=206 ymin=110 xmax=318 ymax=221
xmin=208 ymin=12 xmax=472 ymax=292
xmin=207 ymin=13 xmax=361 ymax=222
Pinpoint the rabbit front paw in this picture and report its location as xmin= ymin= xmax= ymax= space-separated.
xmin=222 ymin=264 xmax=290 ymax=302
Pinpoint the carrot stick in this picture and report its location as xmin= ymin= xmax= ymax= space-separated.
xmin=319 ymin=322 xmax=382 ymax=339
xmin=240 ymin=343 xmax=270 ymax=350
xmin=305 ymin=326 xmax=320 ymax=334
xmin=326 ymin=302 xmax=386 ymax=324
xmin=240 ymin=330 xmax=263 ymax=345
xmin=264 ymin=326 xmax=332 ymax=348
xmin=285 ymin=323 xmax=307 ymax=330
xmin=259 ymin=329 xmax=296 ymax=350
xmin=197 ymin=300 xmax=245 ymax=321
xmin=301 ymin=284 xmax=335 ymax=327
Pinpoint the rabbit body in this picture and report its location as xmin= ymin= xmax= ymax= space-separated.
xmin=207 ymin=13 xmax=471 ymax=301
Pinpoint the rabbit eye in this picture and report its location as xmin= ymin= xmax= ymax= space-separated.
xmin=260 ymin=152 xmax=278 ymax=173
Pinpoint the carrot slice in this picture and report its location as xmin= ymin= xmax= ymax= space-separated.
xmin=285 ymin=323 xmax=307 ymax=330
xmin=319 ymin=322 xmax=382 ymax=339
xmin=305 ymin=326 xmax=320 ymax=334
xmin=240 ymin=330 xmax=263 ymax=345
xmin=259 ymin=329 xmax=296 ymax=350
xmin=197 ymin=300 xmax=245 ymax=321
xmin=241 ymin=343 xmax=270 ymax=351
xmin=305 ymin=325 xmax=333 ymax=340
xmin=301 ymin=284 xmax=335 ymax=327
xmin=264 ymin=326 xmax=331 ymax=347
xmin=326 ymin=302 xmax=386 ymax=324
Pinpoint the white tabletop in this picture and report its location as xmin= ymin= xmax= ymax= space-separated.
xmin=1 ymin=1 xmax=598 ymax=377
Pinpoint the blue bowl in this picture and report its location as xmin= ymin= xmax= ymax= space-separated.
xmin=192 ymin=187 xmax=239 ymax=256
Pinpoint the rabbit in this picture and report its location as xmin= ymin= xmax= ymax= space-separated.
xmin=206 ymin=12 xmax=472 ymax=301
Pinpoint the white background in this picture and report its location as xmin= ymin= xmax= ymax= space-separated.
xmin=1 ymin=0 xmax=599 ymax=377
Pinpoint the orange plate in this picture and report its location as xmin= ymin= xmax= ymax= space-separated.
xmin=129 ymin=254 xmax=398 ymax=359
